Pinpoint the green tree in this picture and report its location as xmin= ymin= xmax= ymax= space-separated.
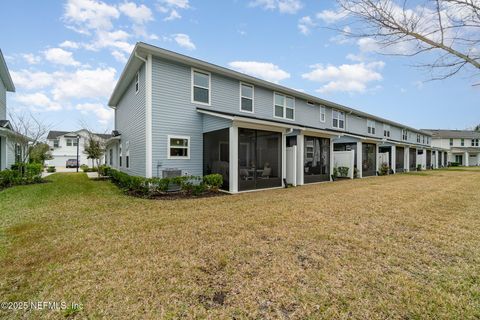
xmin=29 ymin=143 xmax=53 ymax=165
xmin=83 ymin=133 xmax=105 ymax=174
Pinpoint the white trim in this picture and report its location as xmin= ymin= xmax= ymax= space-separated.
xmin=273 ymin=92 xmax=295 ymax=121
xmin=383 ymin=123 xmax=391 ymax=138
xmin=239 ymin=82 xmax=254 ymax=113
xmin=229 ymin=125 xmax=238 ymax=193
xmin=145 ymin=54 xmax=153 ymax=178
xmin=191 ymin=68 xmax=211 ymax=106
xmin=167 ymin=135 xmax=190 ymax=159
xmin=367 ymin=119 xmax=376 ymax=135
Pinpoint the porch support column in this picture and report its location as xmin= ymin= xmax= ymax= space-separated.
xmin=329 ymin=137 xmax=334 ymax=181
xmin=282 ymin=130 xmax=287 ymax=186
xmin=356 ymin=141 xmax=363 ymax=178
xmin=0 ymin=136 xmax=5 ymax=170
xmin=391 ymin=145 xmax=396 ymax=174
xmin=477 ymin=153 xmax=480 ymax=166
xmin=404 ymin=146 xmax=410 ymax=172
xmin=229 ymin=125 xmax=238 ymax=193
xmin=376 ymin=143 xmax=380 ymax=174
xmin=465 ymin=151 xmax=469 ymax=166
xmin=297 ymin=133 xmax=304 ymax=185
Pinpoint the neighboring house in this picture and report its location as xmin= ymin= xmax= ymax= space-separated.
xmin=424 ymin=129 xmax=480 ymax=166
xmin=106 ymin=42 xmax=446 ymax=193
xmin=46 ymin=129 xmax=111 ymax=168
xmin=0 ymin=49 xmax=17 ymax=170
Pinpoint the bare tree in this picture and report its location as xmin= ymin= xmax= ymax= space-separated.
xmin=334 ymin=0 xmax=480 ymax=82
xmin=7 ymin=112 xmax=50 ymax=169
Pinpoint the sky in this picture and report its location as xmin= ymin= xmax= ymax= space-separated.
xmin=0 ymin=0 xmax=478 ymax=134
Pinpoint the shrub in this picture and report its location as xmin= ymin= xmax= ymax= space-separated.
xmin=47 ymin=166 xmax=56 ymax=173
xmin=0 ymin=170 xmax=20 ymax=188
xmin=379 ymin=163 xmax=390 ymax=176
xmin=449 ymin=162 xmax=460 ymax=167
xmin=417 ymin=164 xmax=422 ymax=171
xmin=80 ymin=164 xmax=89 ymax=172
xmin=203 ymin=174 xmax=223 ymax=191
xmin=337 ymin=166 xmax=349 ymax=177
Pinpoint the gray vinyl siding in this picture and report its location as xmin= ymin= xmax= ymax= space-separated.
xmin=203 ymin=115 xmax=231 ymax=133
xmin=0 ymin=81 xmax=6 ymax=120
xmin=6 ymin=137 xmax=15 ymax=168
xmin=151 ymin=57 xmax=203 ymax=177
xmin=115 ymin=64 xmax=146 ymax=176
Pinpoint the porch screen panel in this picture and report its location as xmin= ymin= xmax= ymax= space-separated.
xmin=304 ymin=136 xmax=330 ymax=183
xmin=409 ymin=148 xmax=417 ymax=170
xmin=438 ymin=152 xmax=441 ymax=167
xmin=362 ymin=143 xmax=376 ymax=177
xmin=396 ymin=147 xmax=404 ymax=172
xmin=238 ymin=128 xmax=282 ymax=191
xmin=426 ymin=150 xmax=432 ymax=168
xmin=203 ymin=128 xmax=229 ymax=190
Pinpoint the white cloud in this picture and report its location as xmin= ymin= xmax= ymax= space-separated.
xmin=22 ymin=53 xmax=41 ymax=65
xmin=76 ymin=102 xmax=114 ymax=125
xmin=43 ymin=48 xmax=81 ymax=66
xmin=111 ymin=50 xmax=128 ymax=63
xmin=302 ymin=61 xmax=385 ymax=94
xmin=10 ymin=70 xmax=56 ymax=90
xmin=228 ymin=61 xmax=290 ymax=83
xmin=164 ymin=9 xmax=181 ymax=21
xmin=118 ymin=2 xmax=153 ymax=25
xmin=298 ymin=16 xmax=315 ymax=35
xmin=316 ymin=9 xmax=348 ymax=24
xmin=158 ymin=0 xmax=190 ymax=9
xmin=250 ymin=0 xmax=303 ymax=14
xmin=172 ymin=33 xmax=196 ymax=50
xmin=63 ymin=0 xmax=120 ymax=33
xmin=59 ymin=40 xmax=80 ymax=49
xmin=15 ymin=93 xmax=62 ymax=112
xmin=52 ymin=67 xmax=117 ymax=101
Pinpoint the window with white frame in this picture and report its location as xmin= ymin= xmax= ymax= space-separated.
xmin=168 ymin=135 xmax=190 ymax=159
xmin=383 ymin=124 xmax=390 ymax=137
xmin=461 ymin=138 xmax=465 ymax=146
xmin=53 ymin=139 xmax=59 ymax=148
xmin=367 ymin=119 xmax=376 ymax=135
xmin=274 ymin=93 xmax=294 ymax=120
xmin=319 ymin=106 xmax=326 ymax=123
xmin=417 ymin=134 xmax=421 ymax=143
xmin=125 ymin=141 xmax=130 ymax=168
xmin=472 ymin=139 xmax=479 ymax=147
xmin=449 ymin=138 xmax=453 ymax=146
xmin=66 ymin=139 xmax=72 ymax=146
xmin=109 ymin=148 xmax=113 ymax=166
xmin=135 ymin=71 xmax=139 ymax=94
xmin=192 ymin=69 xmax=210 ymax=105
xmin=332 ymin=109 xmax=345 ymax=129
xmin=402 ymin=129 xmax=408 ymax=141
xmin=422 ymin=135 xmax=425 ymax=144
xmin=73 ymin=138 xmax=78 ymax=146
xmin=240 ymin=83 xmax=254 ymax=112
xmin=119 ymin=144 xmax=122 ymax=167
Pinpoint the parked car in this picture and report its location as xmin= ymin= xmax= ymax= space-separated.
xmin=66 ymin=159 xmax=79 ymax=168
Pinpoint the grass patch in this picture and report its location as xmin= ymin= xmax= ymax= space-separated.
xmin=1 ymin=171 xmax=480 ymax=318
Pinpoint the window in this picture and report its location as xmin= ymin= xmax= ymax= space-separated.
xmin=53 ymin=139 xmax=59 ymax=148
xmin=66 ymin=139 xmax=72 ymax=146
xmin=168 ymin=135 xmax=190 ymax=159
xmin=332 ymin=109 xmax=345 ymax=129
xmin=73 ymin=138 xmax=78 ymax=147
xmin=109 ymin=148 xmax=113 ymax=166
xmin=422 ymin=136 xmax=425 ymax=144
xmin=274 ymin=93 xmax=294 ymax=120
xmin=471 ymin=139 xmax=479 ymax=147
xmin=192 ymin=69 xmax=210 ymax=105
xmin=383 ymin=124 xmax=390 ymax=137
xmin=449 ymin=138 xmax=453 ymax=146
xmin=240 ymin=83 xmax=254 ymax=112
xmin=119 ymin=144 xmax=122 ymax=167
xmin=417 ymin=134 xmax=421 ymax=143
xmin=135 ymin=71 xmax=139 ymax=94
xmin=15 ymin=144 xmax=21 ymax=163
xmin=402 ymin=129 xmax=408 ymax=141
xmin=461 ymin=138 xmax=465 ymax=146
xmin=367 ymin=119 xmax=376 ymax=135
xmin=320 ymin=106 xmax=326 ymax=123
xmin=125 ymin=141 xmax=130 ymax=168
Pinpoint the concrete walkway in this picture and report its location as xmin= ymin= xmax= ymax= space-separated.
xmin=86 ymin=172 xmax=101 ymax=179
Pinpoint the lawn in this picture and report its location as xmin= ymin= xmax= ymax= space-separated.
xmin=1 ymin=170 xmax=480 ymax=319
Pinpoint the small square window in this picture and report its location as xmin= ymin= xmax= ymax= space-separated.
xmin=168 ymin=135 xmax=190 ymax=159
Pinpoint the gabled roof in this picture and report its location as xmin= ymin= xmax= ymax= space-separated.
xmin=0 ymin=119 xmax=12 ymax=129
xmin=47 ymin=130 xmax=112 ymax=140
xmin=109 ymin=42 xmax=430 ymax=136
xmin=0 ymin=49 xmax=15 ymax=92
xmin=422 ymin=129 xmax=480 ymax=139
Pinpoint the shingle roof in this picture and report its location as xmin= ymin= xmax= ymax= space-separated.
xmin=422 ymin=129 xmax=480 ymax=139
xmin=46 ymin=130 xmax=112 ymax=140
xmin=0 ymin=49 xmax=15 ymax=92
xmin=0 ymin=120 xmax=11 ymax=128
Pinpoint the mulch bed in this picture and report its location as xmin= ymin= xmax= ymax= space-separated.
xmin=127 ymin=190 xmax=228 ymax=200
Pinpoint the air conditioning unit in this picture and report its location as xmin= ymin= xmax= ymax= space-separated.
xmin=162 ymin=168 xmax=182 ymax=192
